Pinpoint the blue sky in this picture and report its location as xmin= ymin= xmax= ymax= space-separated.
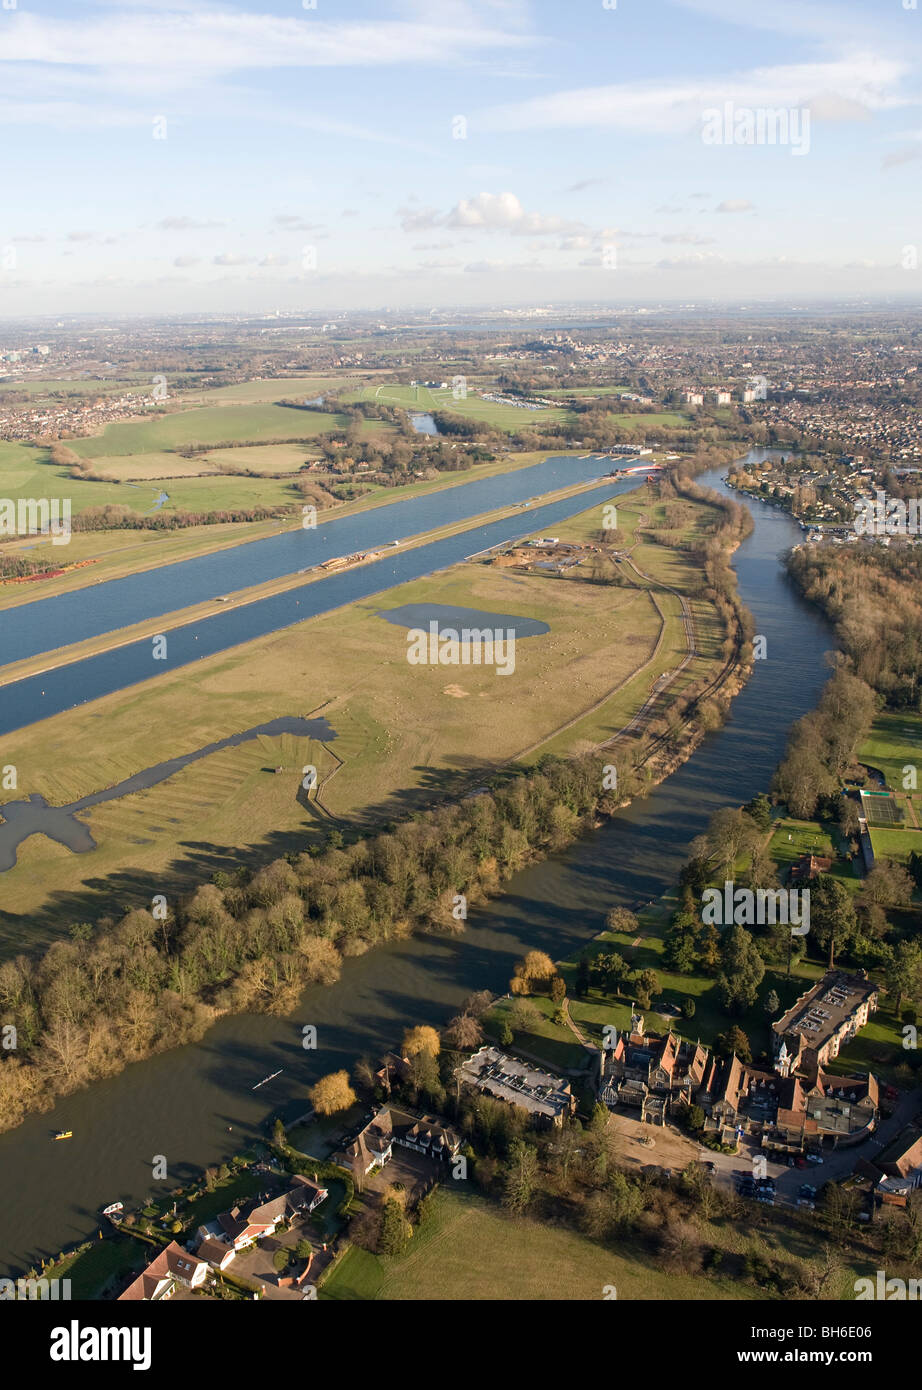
xmin=0 ymin=0 xmax=920 ymax=314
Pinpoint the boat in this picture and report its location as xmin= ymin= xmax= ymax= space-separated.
xmin=252 ymin=1068 xmax=283 ymax=1091
xmin=101 ymin=1202 xmax=124 ymax=1218
xmin=53 ymin=1130 xmax=72 ymax=1140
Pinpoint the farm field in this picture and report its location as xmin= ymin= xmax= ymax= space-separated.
xmin=69 ymin=403 xmax=387 ymax=459
xmin=319 ymin=1183 xmax=864 ymax=1302
xmin=181 ymin=374 xmax=373 ymax=406
xmin=193 ymin=443 xmax=321 ymax=474
xmin=0 ymin=485 xmax=721 ymax=940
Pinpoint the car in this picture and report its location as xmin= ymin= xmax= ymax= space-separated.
xmin=883 ymin=1085 xmax=898 ymax=1101
xmin=796 ymin=1199 xmax=815 ymax=1210
xmin=795 ymin=1156 xmax=808 ymax=1168
xmin=787 ymin=1157 xmax=795 ymax=1167
xmin=806 ymin=1154 xmax=824 ymax=1165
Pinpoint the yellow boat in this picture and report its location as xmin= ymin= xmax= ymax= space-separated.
xmin=53 ymin=1130 xmax=72 ymax=1140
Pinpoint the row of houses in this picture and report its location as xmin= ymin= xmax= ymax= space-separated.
xmin=117 ymin=1174 xmax=329 ymax=1301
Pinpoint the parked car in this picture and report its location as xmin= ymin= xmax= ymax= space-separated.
xmin=795 ymin=1156 xmax=808 ymax=1169
xmin=796 ymin=1199 xmax=815 ymax=1210
xmin=807 ymin=1154 xmax=824 ymax=1165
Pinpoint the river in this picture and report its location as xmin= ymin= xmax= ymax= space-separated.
xmin=0 ymin=452 xmax=625 ymax=666
xmin=0 ymin=451 xmax=835 ymax=1276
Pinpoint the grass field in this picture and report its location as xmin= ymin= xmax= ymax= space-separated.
xmin=0 ymin=485 xmax=724 ymax=941
xmin=69 ymin=403 xmax=377 ymax=458
xmin=196 ymin=443 xmax=322 ymax=474
xmin=182 ymin=374 xmax=372 ymax=406
xmin=319 ymin=1182 xmax=868 ymax=1302
xmin=860 ymin=711 xmax=922 ymax=789
xmin=858 ymin=712 xmax=922 ymax=862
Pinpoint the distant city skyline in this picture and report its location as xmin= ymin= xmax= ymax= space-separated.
xmin=1 ymin=0 xmax=921 ymax=315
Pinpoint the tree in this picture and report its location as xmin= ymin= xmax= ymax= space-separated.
xmin=308 ymin=1069 xmax=357 ymax=1116
xmin=716 ymin=1024 xmax=752 ymax=1064
xmin=378 ymin=1198 xmax=410 ymax=1257
xmin=744 ymin=794 xmax=772 ymax=832
xmin=550 ymin=975 xmax=566 ymax=1005
xmin=502 ymin=1138 xmax=539 ymax=1214
xmin=764 ymin=988 xmax=781 ymax=1017
xmin=508 ymin=997 xmax=541 ymax=1033
xmin=861 ymin=859 xmax=914 ymax=909
xmin=884 ymin=940 xmax=922 ymax=1014
xmin=717 ymin=923 xmax=765 ymax=1013
xmin=575 ymin=955 xmax=591 ymax=997
xmin=681 ymin=997 xmax=696 ymax=1019
xmin=401 ymin=1025 xmax=440 ymax=1059
xmin=295 ymin=1238 xmax=313 ymax=1261
xmin=500 ymin=1020 xmax=513 ymax=1047
xmin=605 ymin=906 xmax=639 ymax=937
xmin=510 ymin=950 xmax=556 ymax=995
xmin=811 ymin=875 xmax=857 ymax=969
xmin=443 ymin=1012 xmax=483 ymax=1051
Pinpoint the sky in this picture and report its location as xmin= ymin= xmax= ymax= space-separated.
xmin=0 ymin=0 xmax=921 ymax=315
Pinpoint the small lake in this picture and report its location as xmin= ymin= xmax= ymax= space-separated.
xmin=409 ymin=413 xmax=439 ymax=436
xmin=377 ymin=604 xmax=550 ymax=639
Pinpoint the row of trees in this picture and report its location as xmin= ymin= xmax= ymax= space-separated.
xmin=0 ymin=750 xmax=648 ymax=1134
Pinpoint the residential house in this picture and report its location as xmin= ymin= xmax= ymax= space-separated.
xmin=117 ymin=1241 xmax=209 ymax=1302
xmin=339 ymin=1105 xmax=462 ymax=1191
xmin=196 ymin=1175 xmax=328 ymax=1253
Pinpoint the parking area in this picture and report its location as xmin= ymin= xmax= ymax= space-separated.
xmin=362 ymin=1148 xmax=442 ymax=1205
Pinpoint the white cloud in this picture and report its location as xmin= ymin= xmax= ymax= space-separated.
xmin=401 ymin=191 xmax=588 ymax=239
xmin=480 ymin=54 xmax=912 ymax=136
xmin=715 ymin=200 xmax=754 ymax=214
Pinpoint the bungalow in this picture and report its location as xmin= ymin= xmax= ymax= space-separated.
xmin=118 ymin=1241 xmax=209 ymax=1302
xmin=196 ymin=1175 xmax=328 ymax=1252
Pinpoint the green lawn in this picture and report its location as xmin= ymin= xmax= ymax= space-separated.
xmin=860 ymin=711 xmax=922 ymax=790
xmin=319 ymin=1185 xmax=769 ymax=1301
xmin=867 ymin=825 xmax=922 ymax=863
xmin=768 ymin=816 xmax=857 ymax=888
xmin=43 ymin=1235 xmax=150 ymax=1300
